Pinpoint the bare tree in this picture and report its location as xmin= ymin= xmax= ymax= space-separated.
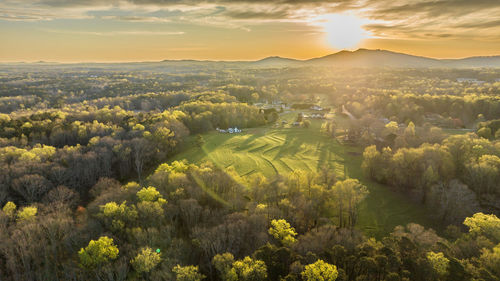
xmin=12 ymin=174 xmax=53 ymax=203
xmin=132 ymin=138 xmax=150 ymax=183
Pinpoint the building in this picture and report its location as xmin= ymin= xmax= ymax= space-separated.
xmin=311 ymin=105 xmax=323 ymax=111
xmin=218 ymin=127 xmax=241 ymax=134
xmin=457 ymin=78 xmax=485 ymax=84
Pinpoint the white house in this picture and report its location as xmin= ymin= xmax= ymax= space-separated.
xmin=220 ymin=127 xmax=241 ymax=134
xmin=457 ymin=78 xmax=485 ymax=84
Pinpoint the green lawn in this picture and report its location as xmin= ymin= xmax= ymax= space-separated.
xmin=171 ymin=116 xmax=437 ymax=238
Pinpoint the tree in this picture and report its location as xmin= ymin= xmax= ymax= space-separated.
xmin=78 ymin=236 xmax=119 ymax=269
xmin=196 ymin=134 xmax=205 ymax=147
xmin=42 ymin=185 xmax=79 ymax=207
xmin=131 ymin=247 xmax=161 ymax=274
xmin=17 ymin=206 xmax=37 ymax=222
xmin=477 ymin=127 xmax=492 ymax=139
xmin=318 ymin=165 xmax=336 ymax=188
xmin=2 ymin=201 xmax=16 ymax=218
xmin=331 ymin=179 xmax=369 ymax=228
xmin=100 ymin=201 xmax=137 ymax=232
xmin=362 ymin=145 xmax=381 ymax=180
xmin=137 ymin=186 xmax=162 ymax=202
xmin=480 ymin=243 xmax=500 ymax=276
xmin=428 ymin=180 xmax=479 ymax=224
xmin=12 ymin=174 xmax=53 ymax=203
xmin=301 ymin=259 xmax=338 ymax=281
xmin=426 ymin=251 xmax=449 ymax=278
xmin=268 ymin=219 xmax=297 ymax=247
xmin=232 ymin=256 xmax=267 ymax=281
xmin=465 ymin=154 xmax=500 ymax=196
xmin=296 ymin=113 xmax=303 ymax=123
xmin=463 ymin=213 xmax=500 ymax=243
xmin=172 ymin=265 xmax=205 ymax=281
xmin=132 ymin=138 xmax=150 ymax=183
xmin=251 ymin=92 xmax=259 ymax=103
xmin=269 ymin=111 xmax=279 ymax=123
xmin=384 ymin=121 xmax=399 ymax=135
xmin=212 ymin=253 xmax=238 ymax=281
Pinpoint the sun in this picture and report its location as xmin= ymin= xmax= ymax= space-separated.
xmin=314 ymin=13 xmax=369 ymax=50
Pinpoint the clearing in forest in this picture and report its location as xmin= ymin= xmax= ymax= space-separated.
xmin=171 ymin=118 xmax=437 ymax=238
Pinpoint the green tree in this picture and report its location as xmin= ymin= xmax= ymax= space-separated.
xmin=17 ymin=206 xmax=37 ymax=222
xmin=137 ymin=186 xmax=162 ymax=202
xmin=332 ymin=179 xmax=369 ymax=227
xmin=465 ymin=155 xmax=500 ymax=195
xmin=251 ymin=92 xmax=260 ymax=103
xmin=131 ymin=247 xmax=161 ymax=274
xmin=78 ymin=236 xmax=119 ymax=269
xmin=385 ymin=121 xmax=399 ymax=135
xmin=268 ymin=219 xmax=297 ymax=247
xmin=2 ymin=201 xmax=16 ymax=218
xmin=212 ymin=253 xmax=238 ymax=281
xmin=196 ymin=134 xmax=205 ymax=147
xmin=426 ymin=251 xmax=449 ymax=278
xmin=477 ymin=127 xmax=492 ymax=139
xmin=99 ymin=201 xmax=138 ymax=232
xmin=172 ymin=265 xmax=205 ymax=281
xmin=232 ymin=256 xmax=268 ymax=281
xmin=480 ymin=243 xmax=500 ymax=276
xmin=301 ymin=259 xmax=338 ymax=281
xmin=464 ymin=213 xmax=500 ymax=243
xmin=362 ymin=145 xmax=381 ymax=180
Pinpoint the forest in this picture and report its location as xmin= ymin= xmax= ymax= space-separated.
xmin=0 ymin=64 xmax=500 ymax=281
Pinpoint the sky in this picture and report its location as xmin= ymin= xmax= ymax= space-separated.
xmin=1 ymin=0 xmax=499 ymax=62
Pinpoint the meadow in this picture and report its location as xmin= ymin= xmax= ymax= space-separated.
xmin=172 ymin=114 xmax=437 ymax=238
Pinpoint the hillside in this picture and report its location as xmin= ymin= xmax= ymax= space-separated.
xmin=254 ymin=49 xmax=500 ymax=68
xmin=306 ymin=49 xmax=441 ymax=67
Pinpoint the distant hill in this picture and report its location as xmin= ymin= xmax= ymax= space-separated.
xmin=305 ymin=49 xmax=443 ymax=67
xmin=2 ymin=49 xmax=500 ymax=69
xmin=442 ymin=56 xmax=500 ymax=68
xmin=253 ymin=49 xmax=500 ymax=68
xmin=250 ymin=56 xmax=301 ymax=67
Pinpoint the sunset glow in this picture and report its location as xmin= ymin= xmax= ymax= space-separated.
xmin=0 ymin=0 xmax=499 ymax=61
xmin=314 ymin=13 xmax=370 ymax=50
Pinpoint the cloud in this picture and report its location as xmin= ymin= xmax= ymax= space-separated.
xmin=41 ymin=28 xmax=185 ymax=36
xmin=455 ymin=20 xmax=500 ymax=29
xmin=223 ymin=10 xmax=291 ymax=20
xmin=100 ymin=15 xmax=171 ymax=22
xmin=1 ymin=0 xmax=500 ymax=42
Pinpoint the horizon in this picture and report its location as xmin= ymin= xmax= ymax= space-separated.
xmin=2 ymin=48 xmax=500 ymax=64
xmin=1 ymin=0 xmax=500 ymax=62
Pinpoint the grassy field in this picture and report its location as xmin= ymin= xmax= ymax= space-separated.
xmin=171 ymin=114 xmax=437 ymax=238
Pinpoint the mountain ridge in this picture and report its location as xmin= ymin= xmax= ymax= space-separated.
xmin=254 ymin=49 xmax=500 ymax=68
xmin=2 ymin=49 xmax=500 ymax=68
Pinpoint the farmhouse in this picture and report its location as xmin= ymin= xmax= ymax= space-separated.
xmin=217 ymin=127 xmax=241 ymax=133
